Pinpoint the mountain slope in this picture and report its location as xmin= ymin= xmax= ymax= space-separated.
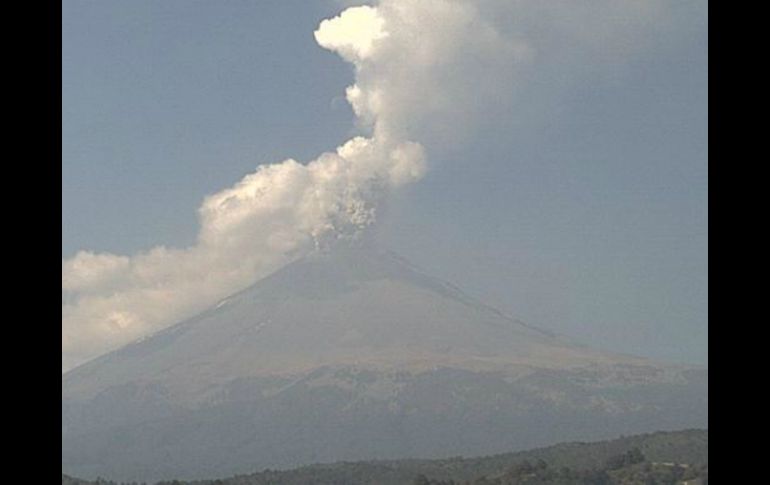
xmin=62 ymin=246 xmax=707 ymax=482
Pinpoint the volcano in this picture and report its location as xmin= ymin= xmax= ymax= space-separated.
xmin=62 ymin=245 xmax=707 ymax=482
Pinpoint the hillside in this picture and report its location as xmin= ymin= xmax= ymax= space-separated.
xmin=61 ymin=429 xmax=708 ymax=484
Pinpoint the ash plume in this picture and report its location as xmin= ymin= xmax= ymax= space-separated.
xmin=62 ymin=0 xmax=672 ymax=371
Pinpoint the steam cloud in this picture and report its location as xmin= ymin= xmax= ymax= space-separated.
xmin=63 ymin=0 xmax=672 ymax=371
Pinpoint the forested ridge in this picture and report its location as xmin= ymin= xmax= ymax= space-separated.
xmin=63 ymin=429 xmax=707 ymax=485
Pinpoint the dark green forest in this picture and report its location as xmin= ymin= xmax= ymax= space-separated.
xmin=63 ymin=429 xmax=707 ymax=485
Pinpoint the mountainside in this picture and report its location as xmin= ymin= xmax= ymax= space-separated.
xmin=62 ymin=246 xmax=707 ymax=482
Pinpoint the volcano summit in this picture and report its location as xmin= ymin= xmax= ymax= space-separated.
xmin=62 ymin=246 xmax=707 ymax=482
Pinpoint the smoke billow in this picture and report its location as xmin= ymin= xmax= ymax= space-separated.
xmin=62 ymin=2 xmax=429 ymax=372
xmin=63 ymin=0 xmax=673 ymax=371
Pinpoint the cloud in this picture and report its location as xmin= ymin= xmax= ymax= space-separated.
xmin=62 ymin=136 xmax=424 ymax=371
xmin=63 ymin=0 xmax=680 ymax=371
xmin=329 ymin=0 xmax=533 ymax=145
xmin=314 ymin=5 xmax=388 ymax=62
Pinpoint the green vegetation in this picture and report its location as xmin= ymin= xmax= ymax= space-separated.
xmin=411 ymin=452 xmax=708 ymax=484
xmin=63 ymin=429 xmax=707 ymax=485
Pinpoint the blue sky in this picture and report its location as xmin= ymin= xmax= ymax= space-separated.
xmin=62 ymin=1 xmax=707 ymax=365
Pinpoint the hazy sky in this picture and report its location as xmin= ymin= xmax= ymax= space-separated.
xmin=62 ymin=1 xmax=707 ymax=367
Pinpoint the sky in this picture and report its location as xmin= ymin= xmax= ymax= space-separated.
xmin=62 ymin=0 xmax=707 ymax=369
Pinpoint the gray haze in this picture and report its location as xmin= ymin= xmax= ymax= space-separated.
xmin=62 ymin=0 xmax=707 ymax=366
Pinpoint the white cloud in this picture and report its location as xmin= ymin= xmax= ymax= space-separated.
xmin=62 ymin=135 xmax=425 ymax=371
xmin=332 ymin=0 xmax=534 ymax=144
xmin=314 ymin=5 xmax=388 ymax=62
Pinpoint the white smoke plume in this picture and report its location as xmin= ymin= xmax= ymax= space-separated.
xmin=63 ymin=0 xmax=674 ymax=371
